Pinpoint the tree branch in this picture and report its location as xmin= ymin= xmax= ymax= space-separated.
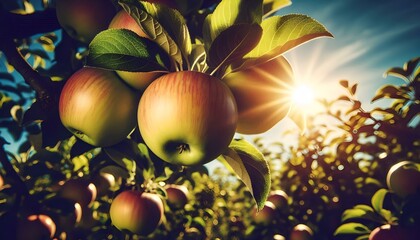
xmin=0 ymin=9 xmax=62 ymax=109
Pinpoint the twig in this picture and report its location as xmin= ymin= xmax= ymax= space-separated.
xmin=0 ymin=9 xmax=62 ymax=109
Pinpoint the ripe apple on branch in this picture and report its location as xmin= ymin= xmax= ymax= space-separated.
xmin=0 ymin=0 xmax=333 ymax=238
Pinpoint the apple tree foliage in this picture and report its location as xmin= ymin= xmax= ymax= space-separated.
xmin=0 ymin=0 xmax=419 ymax=239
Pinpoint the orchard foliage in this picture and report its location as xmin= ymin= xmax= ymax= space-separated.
xmin=0 ymin=0 xmax=419 ymax=239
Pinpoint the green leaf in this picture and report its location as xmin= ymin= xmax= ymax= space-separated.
xmin=355 ymin=235 xmax=370 ymax=240
xmin=203 ymin=0 xmax=263 ymax=48
xmin=119 ymin=0 xmax=183 ymax=68
xmin=371 ymin=189 xmax=389 ymax=213
xmin=353 ymin=204 xmax=374 ymax=212
xmin=385 ymin=57 xmax=420 ymax=80
xmin=239 ymin=14 xmax=333 ymax=70
xmin=207 ymin=23 xmax=263 ymax=71
xmin=139 ymin=1 xmax=192 ymax=63
xmin=371 ymin=85 xmax=410 ymax=103
xmin=263 ymin=0 xmax=292 ymax=17
xmin=334 ymin=223 xmax=370 ymax=236
xmin=342 ymin=209 xmax=368 ymax=222
xmin=342 ymin=207 xmax=385 ymax=223
xmin=87 ymin=29 xmax=169 ymax=72
xmin=103 ymin=139 xmax=151 ymax=179
xmin=218 ymin=138 xmax=270 ymax=211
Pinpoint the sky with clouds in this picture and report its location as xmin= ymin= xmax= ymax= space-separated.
xmin=282 ymin=0 xmax=420 ymax=104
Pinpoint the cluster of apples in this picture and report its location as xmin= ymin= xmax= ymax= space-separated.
xmin=57 ymin=0 xmax=294 ymax=166
xmin=367 ymin=160 xmax=420 ymax=240
xmin=252 ymin=190 xmax=314 ymax=240
xmin=0 ymin=175 xmax=108 ymax=239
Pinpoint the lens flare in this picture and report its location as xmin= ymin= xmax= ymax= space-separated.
xmin=292 ymin=84 xmax=315 ymax=106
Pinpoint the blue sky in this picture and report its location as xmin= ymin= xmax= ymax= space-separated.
xmin=281 ymin=0 xmax=420 ymax=104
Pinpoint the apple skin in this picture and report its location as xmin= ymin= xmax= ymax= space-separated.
xmin=56 ymin=0 xmax=116 ymax=43
xmin=252 ymin=201 xmax=276 ymax=225
xmin=59 ymin=67 xmax=139 ymax=147
xmin=108 ymin=10 xmax=164 ymax=90
xmin=165 ymin=184 xmax=189 ymax=209
xmin=138 ymin=71 xmax=238 ymax=166
xmin=16 ymin=214 xmax=56 ymax=240
xmin=92 ymin=172 xmax=116 ymax=197
xmin=59 ymin=178 xmax=97 ymax=208
xmin=369 ymin=224 xmax=420 ymax=240
xmin=110 ymin=190 xmax=164 ymax=235
xmin=386 ymin=161 xmax=420 ymax=198
xmin=223 ymin=56 xmax=294 ymax=134
xmin=290 ymin=224 xmax=314 ymax=240
xmin=267 ymin=190 xmax=289 ymax=210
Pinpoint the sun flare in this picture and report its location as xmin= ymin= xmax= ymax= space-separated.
xmin=291 ymin=84 xmax=315 ymax=107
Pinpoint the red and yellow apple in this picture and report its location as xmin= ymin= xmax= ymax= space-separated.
xmin=386 ymin=161 xmax=420 ymax=198
xmin=58 ymin=178 xmax=97 ymax=208
xmin=252 ymin=201 xmax=276 ymax=225
xmin=16 ymin=214 xmax=56 ymax=240
xmin=56 ymin=0 xmax=116 ymax=43
xmin=267 ymin=189 xmax=289 ymax=210
xmin=108 ymin=10 xmax=165 ymax=90
xmin=223 ymin=56 xmax=294 ymax=134
xmin=290 ymin=224 xmax=314 ymax=240
xmin=59 ymin=67 xmax=139 ymax=147
xmin=110 ymin=190 xmax=164 ymax=235
xmin=138 ymin=71 xmax=238 ymax=165
xmin=165 ymin=184 xmax=189 ymax=209
xmin=369 ymin=224 xmax=420 ymax=240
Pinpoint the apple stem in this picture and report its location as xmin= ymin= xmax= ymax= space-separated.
xmin=176 ymin=144 xmax=190 ymax=154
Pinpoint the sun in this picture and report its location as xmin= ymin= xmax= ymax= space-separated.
xmin=291 ymin=84 xmax=315 ymax=107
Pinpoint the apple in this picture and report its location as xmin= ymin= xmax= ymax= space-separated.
xmin=92 ymin=171 xmax=116 ymax=197
xmin=108 ymin=10 xmax=165 ymax=90
xmin=267 ymin=189 xmax=289 ymax=209
xmin=44 ymin=197 xmax=83 ymax=234
xmin=16 ymin=214 xmax=56 ymax=240
xmin=110 ymin=190 xmax=164 ymax=235
xmin=59 ymin=67 xmax=139 ymax=147
xmin=267 ymin=189 xmax=289 ymax=210
xmin=165 ymin=184 xmax=189 ymax=209
xmin=222 ymin=56 xmax=294 ymax=134
xmin=252 ymin=201 xmax=276 ymax=225
xmin=59 ymin=178 xmax=97 ymax=208
xmin=369 ymin=224 xmax=420 ymax=240
xmin=138 ymin=71 xmax=238 ymax=166
xmin=55 ymin=0 xmax=116 ymax=43
xmin=290 ymin=224 xmax=314 ymax=240
xmin=386 ymin=161 xmax=420 ymax=198
xmin=273 ymin=234 xmax=286 ymax=240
